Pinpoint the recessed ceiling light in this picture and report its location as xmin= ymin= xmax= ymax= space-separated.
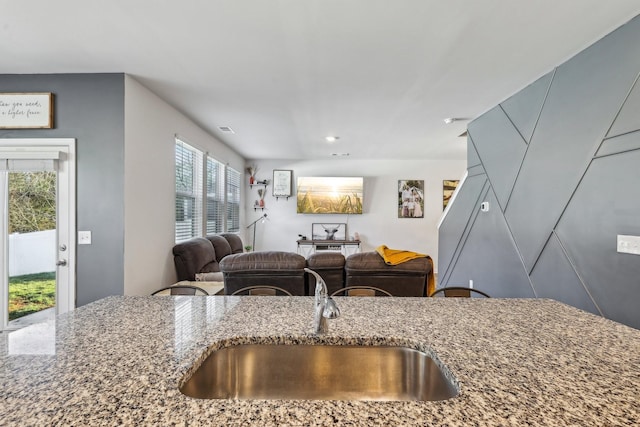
xmin=325 ymin=136 xmax=339 ymax=142
xmin=443 ymin=118 xmax=457 ymax=124
xmin=218 ymin=126 xmax=235 ymax=134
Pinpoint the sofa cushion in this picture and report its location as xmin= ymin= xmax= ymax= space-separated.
xmin=173 ymin=238 xmax=219 ymax=281
xmin=220 ymin=233 xmax=244 ymax=254
xmin=306 ymin=252 xmax=345 ymax=269
xmin=206 ymin=235 xmax=232 ymax=260
xmin=306 ymin=252 xmax=345 ymax=295
xmin=220 ymin=251 xmax=306 ymax=272
xmin=345 ymin=251 xmax=430 ymax=274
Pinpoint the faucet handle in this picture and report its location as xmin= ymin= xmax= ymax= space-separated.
xmin=323 ymin=297 xmax=340 ymax=319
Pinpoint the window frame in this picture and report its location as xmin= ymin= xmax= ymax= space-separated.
xmin=175 ymin=137 xmax=241 ymax=243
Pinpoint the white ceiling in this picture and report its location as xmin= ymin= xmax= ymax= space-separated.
xmin=2 ymin=1 xmax=640 ymax=161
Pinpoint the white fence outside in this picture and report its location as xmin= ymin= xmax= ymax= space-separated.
xmin=9 ymin=230 xmax=56 ymax=276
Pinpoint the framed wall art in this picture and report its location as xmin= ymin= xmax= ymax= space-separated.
xmin=272 ymin=169 xmax=293 ymax=198
xmin=297 ymin=176 xmax=363 ymax=214
xmin=312 ymin=223 xmax=347 ymax=241
xmin=0 ymin=93 xmax=54 ymax=129
xmin=398 ymin=180 xmax=424 ymax=218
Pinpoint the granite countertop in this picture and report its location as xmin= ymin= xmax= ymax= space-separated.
xmin=1 ymin=296 xmax=639 ymax=426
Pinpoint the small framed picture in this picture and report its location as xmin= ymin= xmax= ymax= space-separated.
xmin=443 ymin=180 xmax=460 ymax=210
xmin=272 ymin=169 xmax=293 ymax=197
xmin=312 ymin=223 xmax=347 ymax=240
xmin=398 ymin=180 xmax=424 ymax=218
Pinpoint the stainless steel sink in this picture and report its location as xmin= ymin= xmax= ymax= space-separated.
xmin=180 ymin=344 xmax=458 ymax=401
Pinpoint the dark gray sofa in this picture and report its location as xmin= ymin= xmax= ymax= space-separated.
xmin=173 ymin=236 xmax=433 ymax=296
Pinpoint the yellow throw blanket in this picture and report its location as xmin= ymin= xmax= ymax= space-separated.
xmin=376 ymin=245 xmax=426 ymax=265
xmin=375 ymin=245 xmax=435 ymax=296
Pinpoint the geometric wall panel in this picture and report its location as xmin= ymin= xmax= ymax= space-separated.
xmin=556 ymin=150 xmax=640 ymax=329
xmin=505 ymin=15 xmax=640 ymax=273
xmin=438 ymin=174 xmax=487 ymax=283
xmin=500 ymin=71 xmax=554 ymax=144
xmin=606 ymin=74 xmax=640 ymax=138
xmin=467 ymin=163 xmax=485 ymax=177
xmin=596 ymin=130 xmax=640 ymax=157
xmin=468 ymin=108 xmax=527 ymax=211
xmin=446 ymin=188 xmax=534 ymax=298
xmin=439 ymin=14 xmax=640 ymax=329
xmin=530 ymin=233 xmax=600 ymax=315
xmin=467 ymin=138 xmax=481 ymax=167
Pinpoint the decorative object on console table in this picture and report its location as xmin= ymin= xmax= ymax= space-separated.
xmin=443 ymin=180 xmax=460 ymax=210
xmin=0 ymin=92 xmax=54 ymax=129
xmin=246 ymin=164 xmax=258 ymax=184
xmin=272 ymin=169 xmax=293 ymax=199
xmin=398 ymin=179 xmax=424 ymax=218
xmin=312 ymin=223 xmax=347 ymax=241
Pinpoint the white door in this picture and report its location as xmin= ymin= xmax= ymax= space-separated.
xmin=0 ymin=139 xmax=76 ymax=331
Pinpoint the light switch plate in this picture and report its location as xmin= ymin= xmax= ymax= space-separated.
xmin=617 ymin=234 xmax=640 ymax=255
xmin=78 ymin=231 xmax=92 ymax=245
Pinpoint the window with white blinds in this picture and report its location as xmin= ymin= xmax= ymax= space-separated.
xmin=175 ymin=139 xmax=204 ymax=242
xmin=175 ymin=138 xmax=242 ymax=242
xmin=206 ymin=156 xmax=225 ymax=234
xmin=226 ymin=167 xmax=240 ymax=232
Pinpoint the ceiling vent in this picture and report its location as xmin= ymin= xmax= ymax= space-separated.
xmin=218 ymin=126 xmax=235 ymax=134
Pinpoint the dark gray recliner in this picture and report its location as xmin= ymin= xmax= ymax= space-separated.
xmin=220 ymin=251 xmax=307 ymax=296
xmin=172 ymin=234 xmax=240 ymax=282
xmin=344 ymin=252 xmax=433 ymax=297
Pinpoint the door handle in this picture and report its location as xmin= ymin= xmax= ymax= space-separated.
xmin=56 ymin=259 xmax=68 ymax=266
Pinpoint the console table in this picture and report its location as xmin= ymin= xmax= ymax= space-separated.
xmin=296 ymin=239 xmax=361 ymax=257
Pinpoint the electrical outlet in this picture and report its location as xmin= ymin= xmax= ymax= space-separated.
xmin=617 ymin=235 xmax=640 ymax=255
xmin=78 ymin=231 xmax=92 ymax=245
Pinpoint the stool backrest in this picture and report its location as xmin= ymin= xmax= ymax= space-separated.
xmin=230 ymin=285 xmax=293 ymax=296
xmin=330 ymin=286 xmax=393 ymax=297
xmin=151 ymin=285 xmax=209 ymax=296
xmin=429 ymin=287 xmax=490 ymax=298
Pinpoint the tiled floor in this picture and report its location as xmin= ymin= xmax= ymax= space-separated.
xmin=8 ymin=307 xmax=55 ymax=328
xmin=0 ymin=308 xmax=57 ymax=356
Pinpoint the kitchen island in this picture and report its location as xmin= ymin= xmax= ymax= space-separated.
xmin=1 ymin=296 xmax=639 ymax=426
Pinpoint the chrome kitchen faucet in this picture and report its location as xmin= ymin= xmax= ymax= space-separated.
xmin=305 ymin=268 xmax=340 ymax=334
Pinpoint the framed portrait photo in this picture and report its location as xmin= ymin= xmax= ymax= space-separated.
xmin=398 ymin=180 xmax=424 ymax=218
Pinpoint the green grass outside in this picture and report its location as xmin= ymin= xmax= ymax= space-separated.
xmin=8 ymin=272 xmax=55 ymax=321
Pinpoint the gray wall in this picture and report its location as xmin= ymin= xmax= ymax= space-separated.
xmin=439 ymin=16 xmax=640 ymax=329
xmin=0 ymin=74 xmax=125 ymax=306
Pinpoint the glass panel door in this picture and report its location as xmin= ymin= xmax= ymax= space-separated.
xmin=6 ymin=171 xmax=57 ymax=328
xmin=0 ymin=139 xmax=75 ymax=331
